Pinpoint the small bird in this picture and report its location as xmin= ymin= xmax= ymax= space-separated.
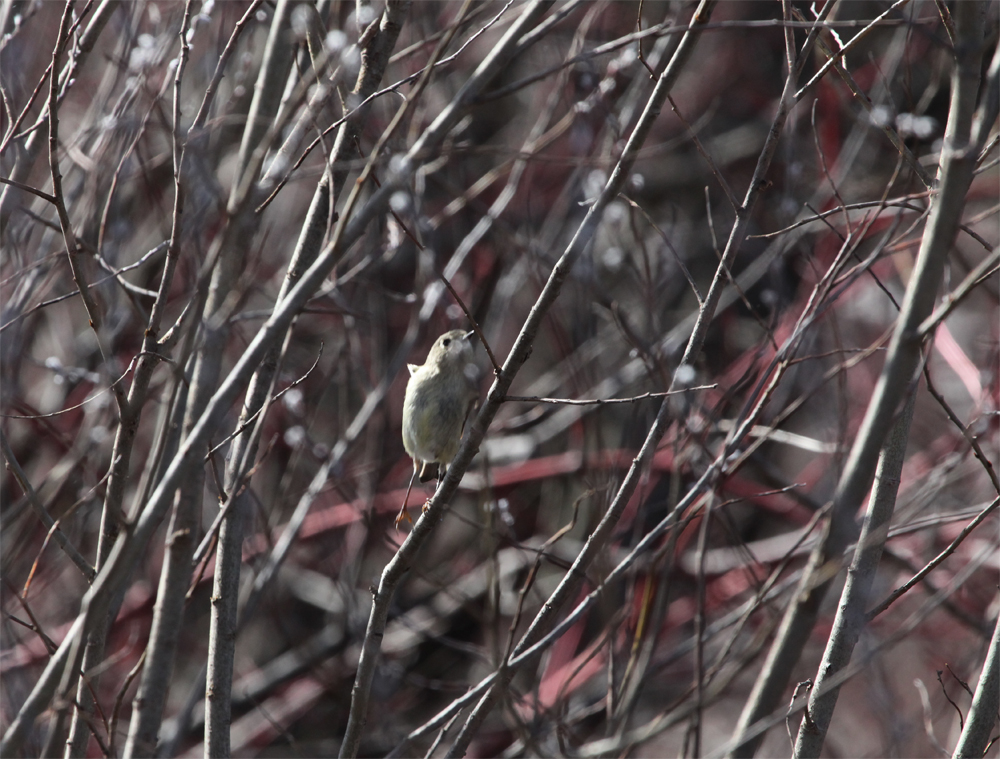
xmin=396 ymin=329 xmax=479 ymax=528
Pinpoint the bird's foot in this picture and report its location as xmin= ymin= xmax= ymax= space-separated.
xmin=394 ymin=506 xmax=413 ymax=530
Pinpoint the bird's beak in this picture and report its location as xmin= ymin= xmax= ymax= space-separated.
xmin=464 ymin=330 xmax=476 ymax=341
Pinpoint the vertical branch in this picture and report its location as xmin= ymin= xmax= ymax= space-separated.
xmin=45 ymin=0 xmax=127 ymax=419
xmin=791 ymin=391 xmax=916 ymax=757
xmin=203 ymin=3 xmax=411 ymax=754
xmin=124 ymin=2 xmax=299 ymax=755
xmin=64 ymin=5 xmax=268 ymax=753
xmin=42 ymin=3 xmax=129 ymax=753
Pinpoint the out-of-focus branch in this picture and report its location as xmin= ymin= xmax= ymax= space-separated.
xmin=0 ymin=432 xmax=95 ymax=581
xmin=440 ymin=0 xmax=840 ymax=752
xmin=65 ymin=1 xmax=258 ymax=749
xmin=189 ymin=1 xmax=267 ymax=133
xmin=338 ymin=2 xmax=560 ymax=756
xmin=4 ymin=3 xmax=992 ymax=757
xmin=65 ymin=0 xmax=210 ymax=751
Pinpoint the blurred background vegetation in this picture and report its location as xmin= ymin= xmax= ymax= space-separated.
xmin=1 ymin=0 xmax=997 ymax=756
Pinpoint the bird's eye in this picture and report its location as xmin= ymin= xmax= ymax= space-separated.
xmin=443 ymin=338 xmax=451 ymax=347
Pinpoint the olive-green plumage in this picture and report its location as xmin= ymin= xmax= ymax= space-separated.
xmin=402 ymin=330 xmax=478 ymax=483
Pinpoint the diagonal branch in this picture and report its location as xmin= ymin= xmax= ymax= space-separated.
xmin=728 ymin=3 xmax=996 ymax=755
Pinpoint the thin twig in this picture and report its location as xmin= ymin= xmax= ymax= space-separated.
xmin=794 ymin=0 xmax=915 ymax=102
xmin=922 ymin=364 xmax=999 ymax=493
xmin=867 ymin=497 xmax=999 ymax=621
xmin=205 ymin=344 xmax=324 ymax=460
xmin=438 ymin=272 xmax=501 ymax=375
xmin=620 ymin=194 xmax=703 ymax=305
xmin=0 ymin=433 xmax=95 ymax=580
xmin=503 ymin=386 xmax=715 ymax=405
xmin=919 ymin=247 xmax=1000 ymax=336
xmin=0 ymin=176 xmax=57 ymax=204
xmin=45 ymin=0 xmax=128 ymax=420
xmin=794 ymin=4 xmax=935 ymax=189
xmin=667 ymin=93 xmax=741 ymax=213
